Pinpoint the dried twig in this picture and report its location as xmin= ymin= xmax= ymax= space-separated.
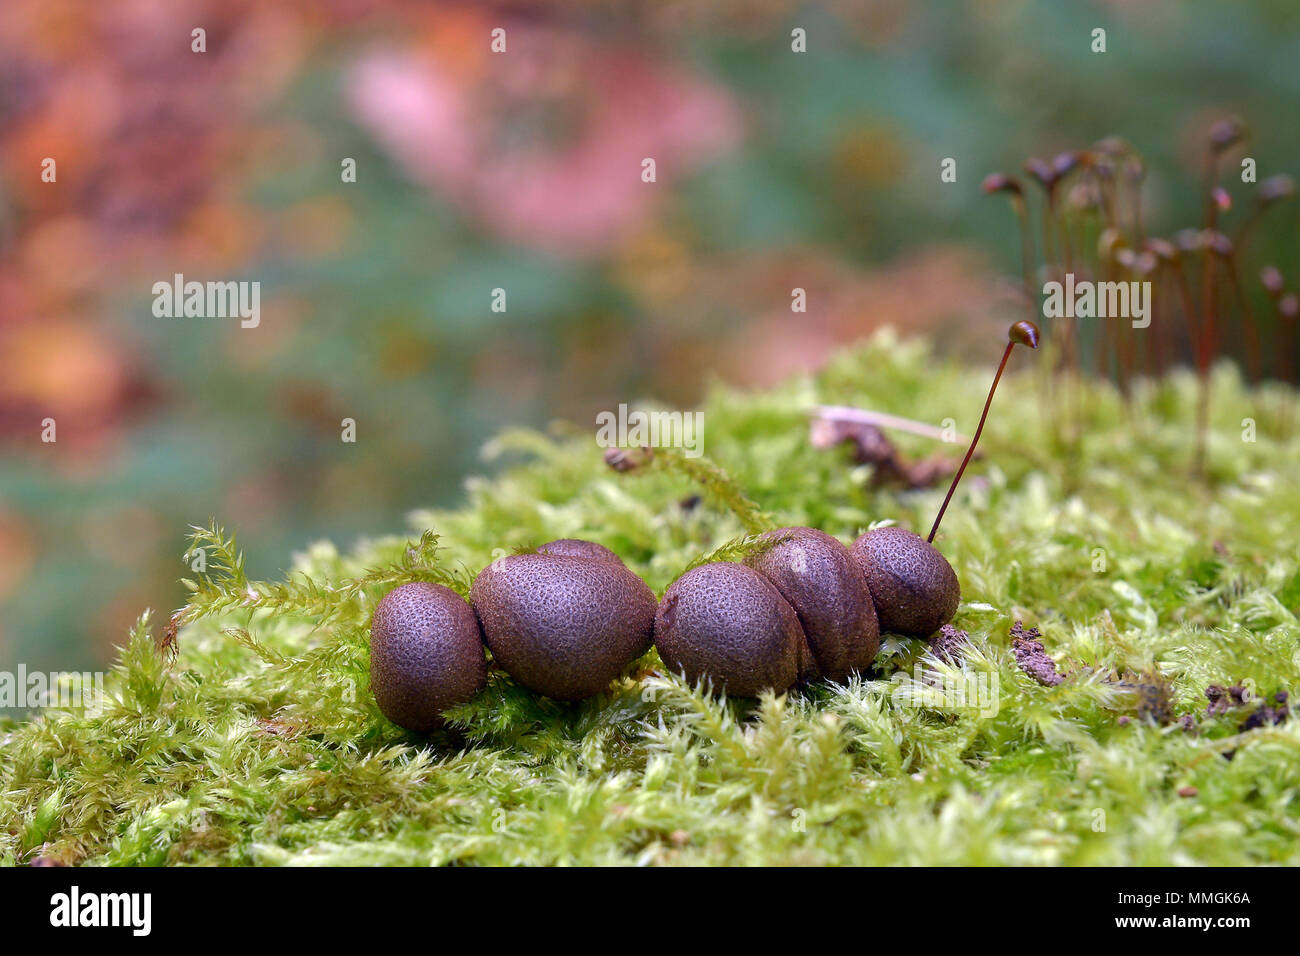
xmin=809 ymin=405 xmax=969 ymax=444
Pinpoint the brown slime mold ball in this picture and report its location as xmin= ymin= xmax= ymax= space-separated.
xmin=369 ymin=582 xmax=488 ymax=732
xmin=745 ymin=527 xmax=879 ymax=682
xmin=654 ymin=562 xmax=812 ymax=697
xmin=849 ymin=527 xmax=959 ymax=638
xmin=470 ymin=552 xmax=656 ymax=701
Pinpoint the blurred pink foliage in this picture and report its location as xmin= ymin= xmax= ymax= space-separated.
xmin=347 ymin=28 xmax=742 ymax=257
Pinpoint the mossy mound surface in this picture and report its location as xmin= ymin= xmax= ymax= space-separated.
xmin=3 ymin=332 xmax=1299 ymax=866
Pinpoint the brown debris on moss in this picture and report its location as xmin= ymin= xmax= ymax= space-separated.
xmin=604 ymin=445 xmax=654 ymax=473
xmin=1009 ymin=621 xmax=1065 ymax=686
xmin=1199 ymin=684 xmax=1292 ymax=740
xmin=1107 ymin=668 xmax=1177 ymax=725
xmin=809 ymin=414 xmax=967 ymax=489
xmin=929 ymin=624 xmax=970 ymax=663
xmin=1239 ymin=690 xmax=1291 ymax=732
xmin=1131 ymin=675 xmax=1175 ymax=725
xmin=158 ymin=609 xmax=182 ymax=663
xmin=1204 ymin=683 xmax=1250 ymax=717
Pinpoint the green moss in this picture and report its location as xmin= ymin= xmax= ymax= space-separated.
xmin=3 ymin=332 xmax=1299 ymax=865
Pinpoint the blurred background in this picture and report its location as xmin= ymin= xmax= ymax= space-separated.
xmin=1 ymin=0 xmax=1298 ymax=689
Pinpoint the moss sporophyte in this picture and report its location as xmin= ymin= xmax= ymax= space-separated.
xmin=984 ymin=125 xmax=1298 ymax=473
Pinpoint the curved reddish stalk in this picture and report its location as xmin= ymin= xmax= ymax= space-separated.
xmin=1221 ymin=252 xmax=1262 ymax=381
xmin=928 ymin=322 xmax=1040 ymax=543
xmin=1193 ymin=118 xmax=1241 ymax=473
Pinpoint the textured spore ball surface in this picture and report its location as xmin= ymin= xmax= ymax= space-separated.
xmin=746 ymin=527 xmax=879 ymax=682
xmin=471 ymin=553 xmax=657 ymax=700
xmin=654 ymin=562 xmax=812 ymax=697
xmin=369 ymin=582 xmax=488 ymax=732
xmin=849 ymin=526 xmax=960 ymax=637
xmin=537 ymin=538 xmax=625 ymax=565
